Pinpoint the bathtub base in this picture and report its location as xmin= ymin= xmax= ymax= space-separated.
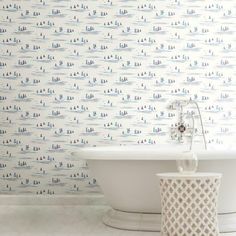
xmin=103 ymin=209 xmax=161 ymax=231
xmin=103 ymin=208 xmax=236 ymax=233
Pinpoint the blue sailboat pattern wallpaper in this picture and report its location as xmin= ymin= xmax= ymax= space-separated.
xmin=0 ymin=0 xmax=235 ymax=194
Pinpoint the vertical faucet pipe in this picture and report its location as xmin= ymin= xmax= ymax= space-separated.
xmin=190 ymin=99 xmax=207 ymax=150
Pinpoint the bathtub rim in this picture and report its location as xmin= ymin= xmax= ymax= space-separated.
xmin=71 ymin=146 xmax=236 ymax=160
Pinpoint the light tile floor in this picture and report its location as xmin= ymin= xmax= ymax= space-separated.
xmin=0 ymin=205 xmax=158 ymax=236
xmin=0 ymin=205 xmax=235 ymax=236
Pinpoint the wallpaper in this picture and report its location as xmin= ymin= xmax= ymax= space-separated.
xmin=0 ymin=0 xmax=235 ymax=194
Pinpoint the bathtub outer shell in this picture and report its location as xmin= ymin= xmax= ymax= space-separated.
xmin=72 ymin=146 xmax=236 ymax=232
xmin=88 ymin=159 xmax=236 ymax=214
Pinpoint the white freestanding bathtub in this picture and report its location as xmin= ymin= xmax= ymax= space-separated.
xmin=73 ymin=146 xmax=236 ymax=233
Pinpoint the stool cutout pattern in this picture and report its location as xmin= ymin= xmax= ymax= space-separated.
xmin=160 ymin=176 xmax=221 ymax=236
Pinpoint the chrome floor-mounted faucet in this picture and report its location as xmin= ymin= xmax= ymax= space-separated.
xmin=170 ymin=98 xmax=207 ymax=150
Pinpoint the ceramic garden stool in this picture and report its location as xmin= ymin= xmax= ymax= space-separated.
xmin=157 ymin=173 xmax=222 ymax=236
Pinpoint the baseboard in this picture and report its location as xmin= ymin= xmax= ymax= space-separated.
xmin=0 ymin=194 xmax=107 ymax=206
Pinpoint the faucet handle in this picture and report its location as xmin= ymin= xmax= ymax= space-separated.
xmin=178 ymin=124 xmax=186 ymax=133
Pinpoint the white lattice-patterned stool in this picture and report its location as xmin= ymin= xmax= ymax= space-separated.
xmin=157 ymin=173 xmax=221 ymax=236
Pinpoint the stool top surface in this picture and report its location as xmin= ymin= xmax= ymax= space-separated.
xmin=157 ymin=172 xmax=222 ymax=179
